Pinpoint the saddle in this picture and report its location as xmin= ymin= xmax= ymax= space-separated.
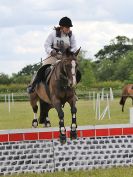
xmin=36 ymin=64 xmax=51 ymax=81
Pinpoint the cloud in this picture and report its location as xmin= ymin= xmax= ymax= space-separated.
xmin=74 ymin=21 xmax=133 ymax=58
xmin=1 ymin=0 xmax=133 ymax=28
xmin=0 ymin=0 xmax=133 ymax=75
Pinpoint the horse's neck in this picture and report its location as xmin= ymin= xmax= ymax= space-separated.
xmin=54 ymin=61 xmax=63 ymax=80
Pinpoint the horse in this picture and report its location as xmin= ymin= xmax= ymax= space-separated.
xmin=29 ymin=48 xmax=81 ymax=144
xmin=119 ymin=84 xmax=133 ymax=112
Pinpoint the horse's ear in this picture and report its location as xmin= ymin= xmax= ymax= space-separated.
xmin=74 ymin=47 xmax=81 ymax=56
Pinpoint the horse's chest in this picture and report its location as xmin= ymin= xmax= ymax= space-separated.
xmin=57 ymin=87 xmax=73 ymax=99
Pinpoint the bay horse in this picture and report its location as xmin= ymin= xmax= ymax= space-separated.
xmin=29 ymin=48 xmax=81 ymax=143
xmin=119 ymin=84 xmax=133 ymax=112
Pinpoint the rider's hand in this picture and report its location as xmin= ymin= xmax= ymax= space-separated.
xmin=51 ymin=49 xmax=57 ymax=56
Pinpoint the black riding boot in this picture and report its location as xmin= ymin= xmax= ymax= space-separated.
xmin=27 ymin=75 xmax=40 ymax=93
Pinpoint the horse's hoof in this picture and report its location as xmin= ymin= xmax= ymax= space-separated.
xmin=32 ymin=119 xmax=38 ymax=128
xmin=46 ymin=122 xmax=51 ymax=127
xmin=43 ymin=121 xmax=51 ymax=128
xmin=70 ymin=130 xmax=77 ymax=140
xmin=60 ymin=134 xmax=66 ymax=144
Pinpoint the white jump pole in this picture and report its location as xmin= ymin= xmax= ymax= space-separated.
xmin=95 ymin=93 xmax=100 ymax=120
xmin=89 ymin=92 xmax=91 ymax=100
xmin=130 ymin=108 xmax=133 ymax=124
xmin=110 ymin=87 xmax=114 ymax=101
xmin=101 ymin=88 xmax=104 ymax=101
xmin=100 ymin=94 xmax=110 ymax=120
xmin=93 ymin=91 xmax=95 ymax=111
xmin=107 ymin=94 xmax=111 ymax=119
xmin=12 ymin=93 xmax=14 ymax=105
xmin=8 ymin=94 xmax=10 ymax=113
xmin=95 ymin=94 xmax=98 ymax=119
xmin=5 ymin=94 xmax=7 ymax=103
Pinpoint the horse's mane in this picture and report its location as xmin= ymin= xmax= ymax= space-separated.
xmin=62 ymin=47 xmax=74 ymax=57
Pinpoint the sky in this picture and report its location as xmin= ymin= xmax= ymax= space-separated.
xmin=0 ymin=0 xmax=133 ymax=75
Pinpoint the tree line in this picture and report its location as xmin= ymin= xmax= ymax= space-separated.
xmin=0 ymin=35 xmax=133 ymax=88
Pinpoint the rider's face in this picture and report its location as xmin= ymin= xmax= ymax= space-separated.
xmin=62 ymin=27 xmax=70 ymax=34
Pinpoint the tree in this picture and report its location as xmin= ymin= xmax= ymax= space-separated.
xmin=0 ymin=73 xmax=10 ymax=84
xmin=112 ymin=51 xmax=133 ymax=81
xmin=18 ymin=63 xmax=42 ymax=76
xmin=75 ymin=50 xmax=96 ymax=86
xmin=82 ymin=66 xmax=96 ymax=86
xmin=95 ymin=60 xmax=115 ymax=81
xmin=79 ymin=59 xmax=96 ymax=86
xmin=95 ymin=36 xmax=133 ymax=62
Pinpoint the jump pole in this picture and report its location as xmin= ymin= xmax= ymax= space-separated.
xmin=8 ymin=94 xmax=10 ymax=113
xmin=130 ymin=108 xmax=133 ymax=124
xmin=11 ymin=93 xmax=14 ymax=105
xmin=100 ymin=94 xmax=110 ymax=120
xmin=95 ymin=93 xmax=100 ymax=120
xmin=5 ymin=94 xmax=7 ymax=104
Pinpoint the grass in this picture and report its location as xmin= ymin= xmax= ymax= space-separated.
xmin=0 ymin=98 xmax=132 ymax=130
xmin=4 ymin=166 xmax=133 ymax=177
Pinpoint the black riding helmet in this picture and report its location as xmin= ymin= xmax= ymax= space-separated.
xmin=59 ymin=17 xmax=73 ymax=27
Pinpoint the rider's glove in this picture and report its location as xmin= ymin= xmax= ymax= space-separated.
xmin=51 ymin=49 xmax=57 ymax=56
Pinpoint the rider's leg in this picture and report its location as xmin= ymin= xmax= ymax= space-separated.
xmin=27 ymin=74 xmax=40 ymax=93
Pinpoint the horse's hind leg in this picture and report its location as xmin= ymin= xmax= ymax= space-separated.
xmin=39 ymin=99 xmax=51 ymax=127
xmin=43 ymin=104 xmax=51 ymax=127
xmin=120 ymin=96 xmax=127 ymax=112
xmin=32 ymin=104 xmax=38 ymax=128
xmin=29 ymin=93 xmax=39 ymax=128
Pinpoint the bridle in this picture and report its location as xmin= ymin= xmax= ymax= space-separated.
xmin=61 ymin=57 xmax=77 ymax=87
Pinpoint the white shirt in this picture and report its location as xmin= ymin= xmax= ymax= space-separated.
xmin=44 ymin=30 xmax=77 ymax=56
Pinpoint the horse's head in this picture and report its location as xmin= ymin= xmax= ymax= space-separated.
xmin=61 ymin=47 xmax=80 ymax=87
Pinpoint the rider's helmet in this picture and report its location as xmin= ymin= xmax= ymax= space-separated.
xmin=59 ymin=17 xmax=73 ymax=27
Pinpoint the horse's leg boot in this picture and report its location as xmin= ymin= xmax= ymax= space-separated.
xmin=60 ymin=127 xmax=66 ymax=144
xmin=70 ymin=123 xmax=77 ymax=140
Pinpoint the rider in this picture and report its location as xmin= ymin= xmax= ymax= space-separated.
xmin=28 ymin=16 xmax=77 ymax=93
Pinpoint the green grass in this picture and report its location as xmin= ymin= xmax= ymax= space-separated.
xmin=4 ymin=166 xmax=133 ymax=177
xmin=0 ymin=98 xmax=132 ymax=130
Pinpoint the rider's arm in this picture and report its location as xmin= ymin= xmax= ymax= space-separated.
xmin=70 ymin=34 xmax=77 ymax=53
xmin=44 ymin=31 xmax=55 ymax=55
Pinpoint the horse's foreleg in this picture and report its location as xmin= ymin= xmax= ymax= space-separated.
xmin=54 ymin=102 xmax=66 ymax=144
xmin=68 ymin=98 xmax=77 ymax=140
xmin=32 ymin=105 xmax=38 ymax=128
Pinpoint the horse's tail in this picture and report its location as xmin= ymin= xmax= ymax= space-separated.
xmin=39 ymin=99 xmax=46 ymax=124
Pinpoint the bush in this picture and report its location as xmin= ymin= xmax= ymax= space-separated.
xmin=91 ymin=80 xmax=124 ymax=89
xmin=0 ymin=84 xmax=27 ymax=93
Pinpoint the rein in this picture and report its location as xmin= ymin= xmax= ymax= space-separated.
xmin=53 ymin=58 xmax=68 ymax=81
